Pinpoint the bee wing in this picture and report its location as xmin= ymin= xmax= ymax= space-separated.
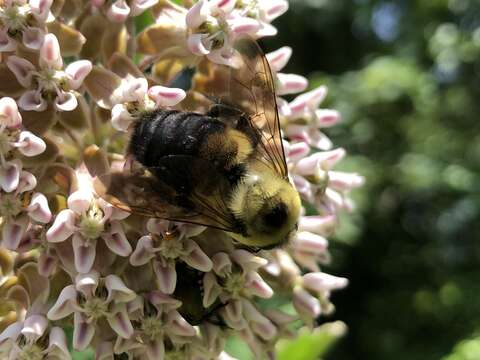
xmin=192 ymin=37 xmax=289 ymax=179
xmin=95 ymin=156 xmax=240 ymax=233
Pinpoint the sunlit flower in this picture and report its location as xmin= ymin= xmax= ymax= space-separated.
xmin=0 ymin=315 xmax=70 ymax=360
xmin=267 ymin=46 xmax=308 ymax=96
xmin=113 ymin=291 xmax=196 ymax=359
xmin=110 ymin=76 xmax=186 ymax=131
xmin=47 ymin=271 xmax=136 ymax=350
xmin=0 ymin=0 xmax=53 ymax=52
xmin=6 ymin=34 xmax=92 ymax=112
xmin=186 ymin=0 xmax=260 ymax=65
xmin=92 ymin=0 xmax=158 ymax=23
xmin=46 ymin=169 xmax=130 ymax=273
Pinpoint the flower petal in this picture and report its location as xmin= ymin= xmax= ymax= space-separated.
xmin=264 ymin=0 xmax=289 ymax=22
xmin=0 ymin=161 xmax=21 ymax=192
xmin=293 ymin=287 xmax=321 ymax=318
xmin=183 ymin=239 xmax=212 ymax=272
xmin=302 ymin=272 xmax=349 ymax=293
xmin=186 ymin=0 xmax=209 ymax=29
xmin=107 ymin=0 xmax=131 ymax=23
xmin=187 ymin=33 xmax=210 ymax=56
xmin=111 ymin=104 xmax=134 ymax=132
xmin=211 ymin=252 xmax=231 ymax=276
xmin=75 ymin=271 xmax=100 ymax=298
xmin=153 ymin=260 xmax=177 ymax=294
xmin=0 ymin=97 xmax=22 ymax=128
xmin=22 ymin=26 xmax=45 ymax=50
xmin=107 ymin=303 xmax=134 ymax=338
xmin=47 ymin=327 xmax=70 ymax=360
xmin=40 ymin=33 xmax=63 ymax=69
xmin=103 ymin=221 xmax=132 ymax=257
xmin=245 ymin=271 xmax=273 ymax=298
xmin=0 ymin=29 xmax=16 ymax=52
xmin=105 ymin=274 xmax=136 ymax=303
xmin=46 ymin=209 xmax=76 ymax=243
xmin=203 ymin=272 xmax=221 ymax=308
xmin=229 ymin=17 xmax=261 ymax=36
xmin=287 ymin=141 xmax=310 ymax=162
xmin=14 ymin=131 xmax=46 ymax=157
xmin=148 ymin=85 xmax=186 ymax=107
xmin=38 ymin=252 xmax=57 ymax=277
xmin=316 ymin=109 xmax=341 ymax=127
xmin=146 ymin=339 xmax=164 ymax=360
xmin=67 ymin=189 xmax=94 ymax=214
xmin=29 ymin=0 xmax=54 ymax=22
xmin=72 ymin=234 xmax=96 ymax=274
xmin=266 ymin=46 xmax=292 ymax=72
xmin=47 ymin=285 xmax=78 ymax=320
xmin=232 ymin=249 xmax=268 ymax=271
xmin=26 ymin=192 xmax=52 ymax=223
xmin=298 ymin=215 xmax=336 ymax=235
xmin=6 ymin=56 xmax=35 ymax=87
xmin=289 ymin=86 xmax=328 ymax=119
xmin=54 ymin=92 xmax=78 ymax=112
xmin=167 ymin=310 xmax=196 ymax=336
xmin=130 ymin=235 xmax=156 ymax=266
xmin=65 ymin=60 xmax=93 ymax=90
xmin=21 ymin=315 xmax=48 ymax=342
xmin=1 ymin=217 xmax=29 ymax=250
xmin=276 ymin=73 xmax=308 ymax=95
xmin=0 ymin=321 xmax=22 ymax=345
xmin=73 ymin=312 xmax=95 ymax=350
xmin=18 ymin=90 xmax=48 ymax=112
xmin=17 ymin=170 xmax=37 ymax=192
xmin=292 ymin=231 xmax=328 ymax=255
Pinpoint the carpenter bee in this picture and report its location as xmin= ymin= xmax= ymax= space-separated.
xmin=96 ymin=38 xmax=301 ymax=249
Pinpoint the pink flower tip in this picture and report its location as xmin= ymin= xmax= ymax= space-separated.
xmin=40 ymin=33 xmax=63 ymax=69
xmin=148 ymin=86 xmax=186 ymax=107
xmin=0 ymin=97 xmax=22 ymax=128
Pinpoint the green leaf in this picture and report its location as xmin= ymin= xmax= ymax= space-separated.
xmin=442 ymin=334 xmax=480 ymax=360
xmin=277 ymin=322 xmax=347 ymax=360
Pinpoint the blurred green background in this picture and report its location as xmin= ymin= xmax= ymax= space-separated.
xmin=265 ymin=0 xmax=480 ymax=359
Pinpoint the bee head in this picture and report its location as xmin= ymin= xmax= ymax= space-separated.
xmin=228 ymin=171 xmax=301 ymax=248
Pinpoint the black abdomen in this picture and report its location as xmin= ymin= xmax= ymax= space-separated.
xmin=130 ymin=109 xmax=225 ymax=168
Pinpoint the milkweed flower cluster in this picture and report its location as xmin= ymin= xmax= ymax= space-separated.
xmin=0 ymin=0 xmax=363 ymax=359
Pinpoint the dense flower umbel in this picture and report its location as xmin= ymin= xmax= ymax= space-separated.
xmin=6 ymin=33 xmax=92 ymax=112
xmin=0 ymin=1 xmax=363 ymax=359
xmin=0 ymin=0 xmax=53 ymax=52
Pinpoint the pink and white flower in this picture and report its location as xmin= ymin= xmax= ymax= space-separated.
xmin=0 ymin=315 xmax=70 ymax=360
xmin=92 ymin=0 xmax=158 ymax=23
xmin=110 ymin=76 xmax=186 ymax=131
xmin=185 ymin=0 xmax=261 ymax=66
xmin=47 ymin=271 xmax=137 ymax=350
xmin=0 ymin=0 xmax=54 ymax=52
xmin=46 ymin=168 xmax=130 ymax=273
xmin=6 ymin=34 xmax=92 ymax=112
xmin=130 ymin=219 xmax=211 ymax=294
xmin=113 ymin=291 xmax=196 ymax=359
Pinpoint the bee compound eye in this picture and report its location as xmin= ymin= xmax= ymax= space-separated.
xmin=263 ymin=202 xmax=288 ymax=228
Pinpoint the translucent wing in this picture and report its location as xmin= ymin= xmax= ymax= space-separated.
xmin=192 ymin=37 xmax=288 ymax=179
xmin=95 ymin=156 xmax=243 ymax=233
